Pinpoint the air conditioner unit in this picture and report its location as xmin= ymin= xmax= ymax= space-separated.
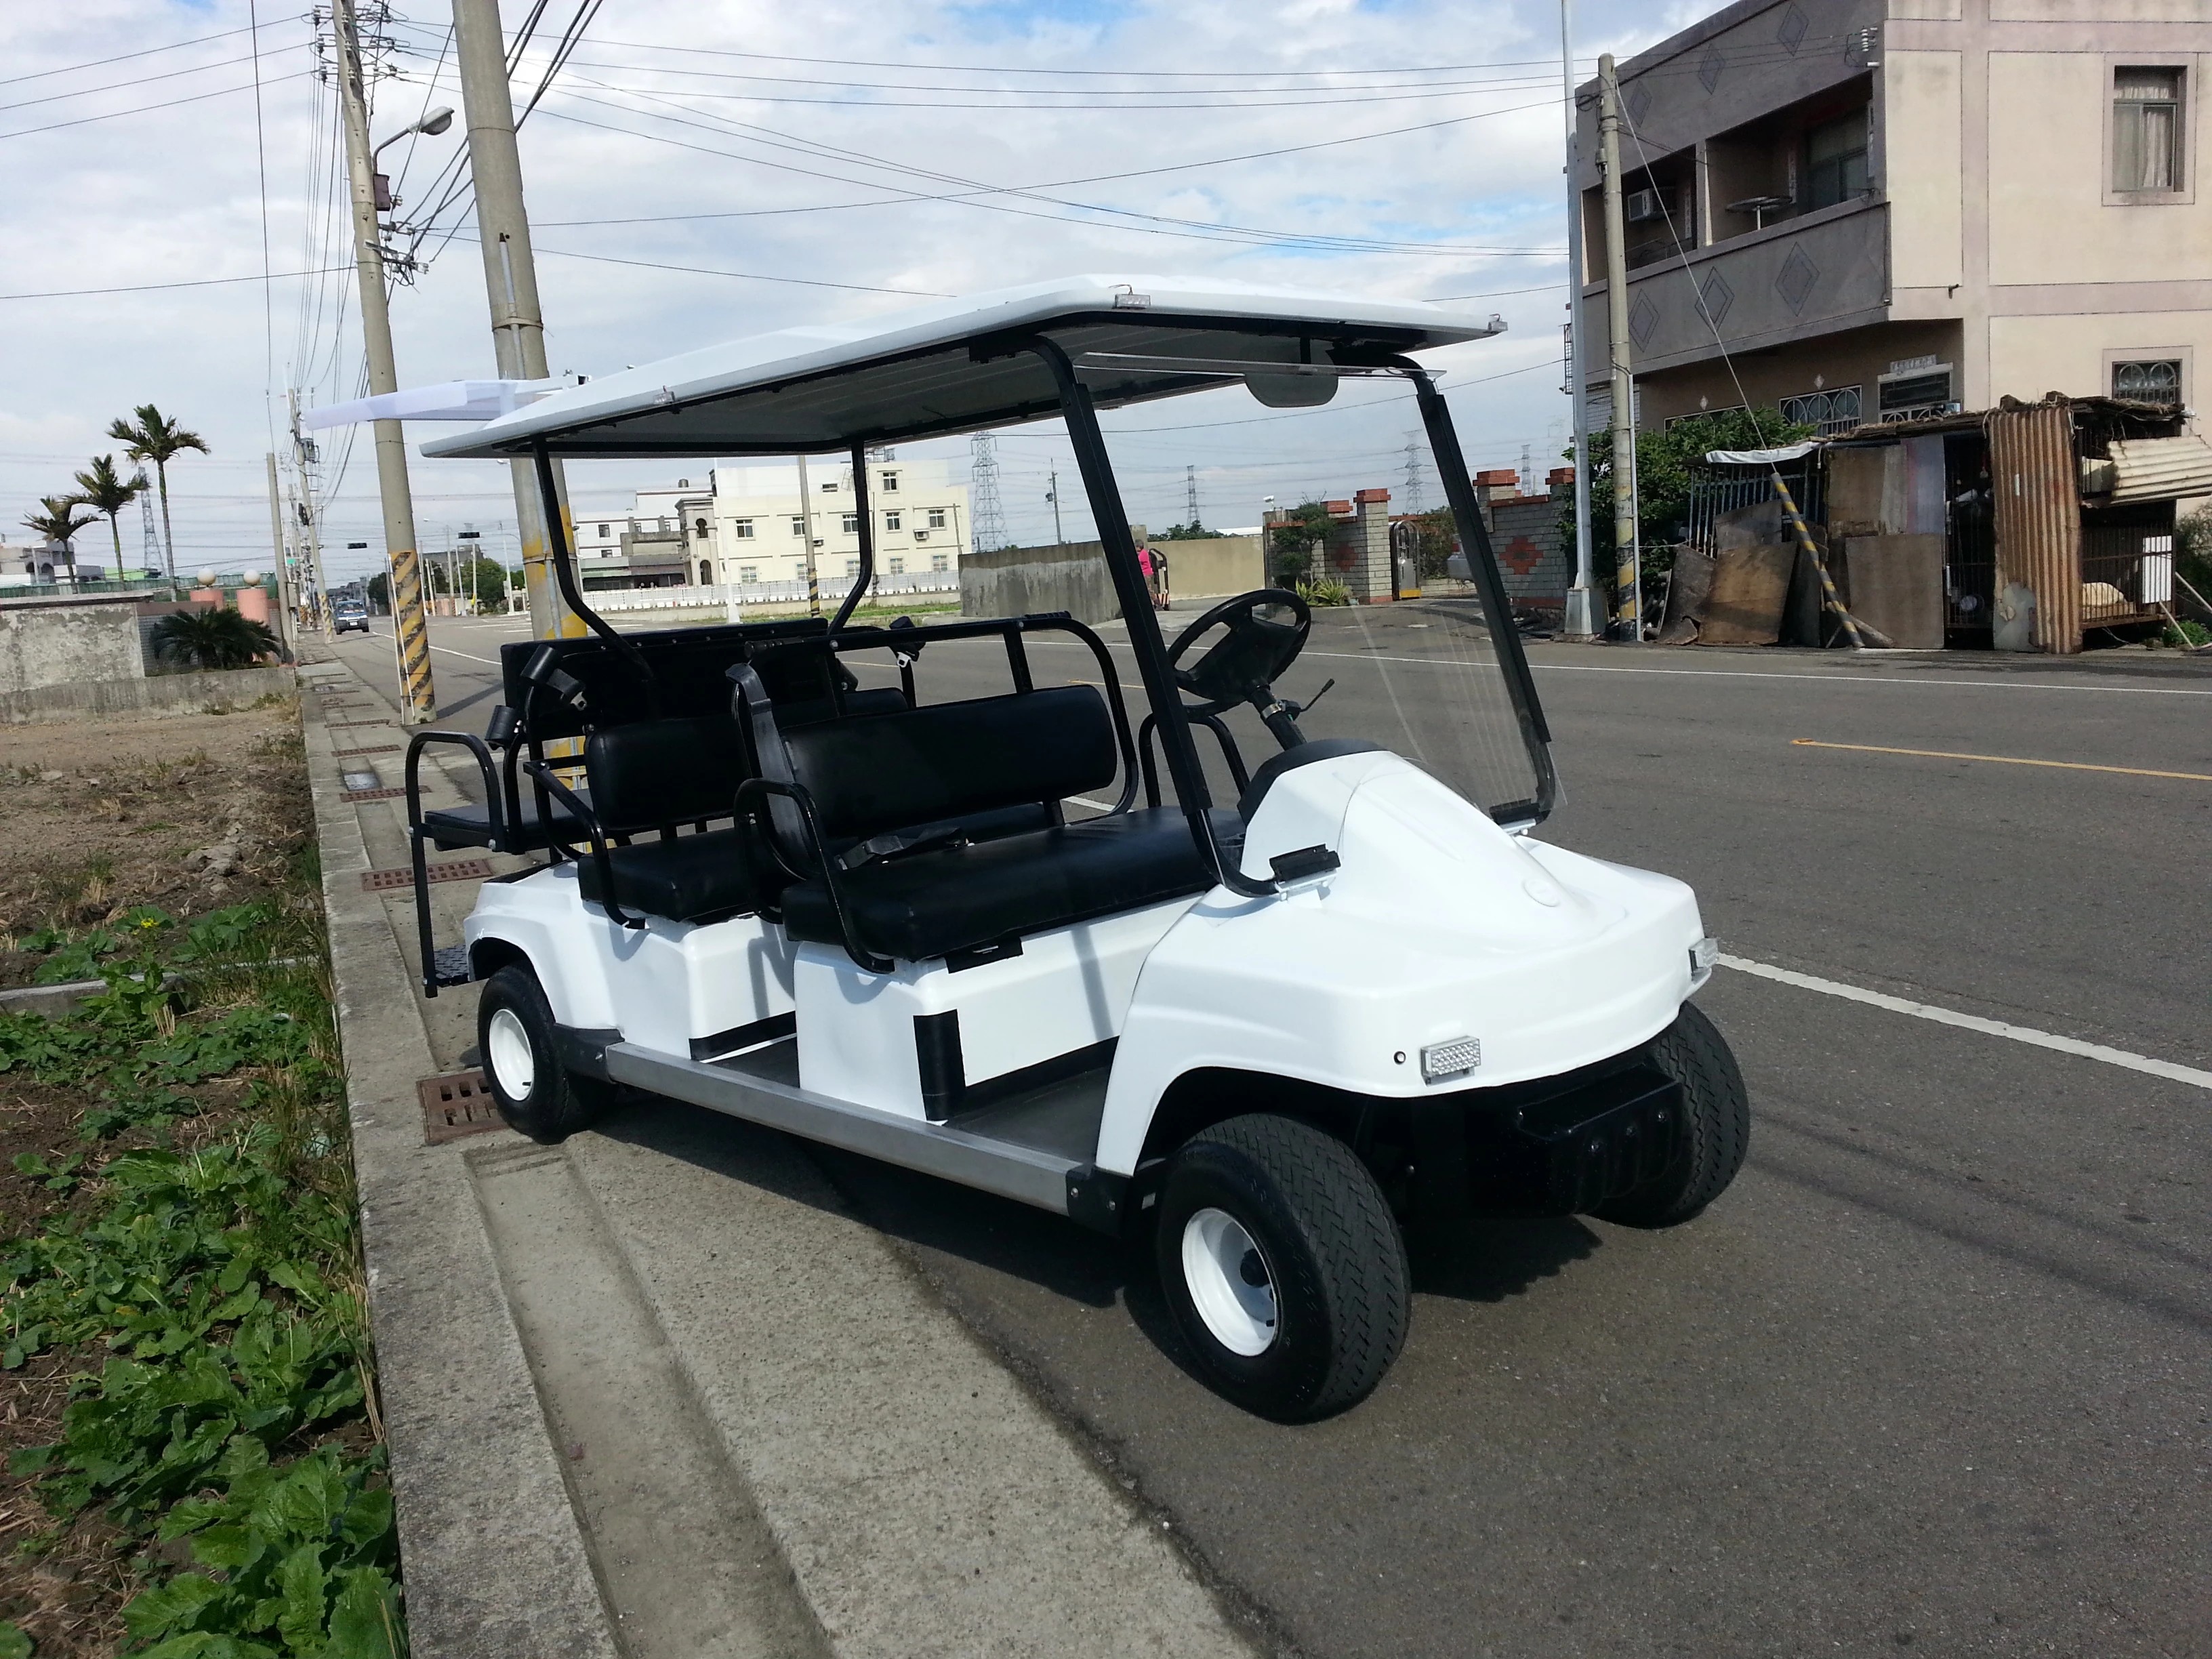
xmin=1625 ymin=188 xmax=1666 ymax=224
xmin=914 ymin=530 xmax=930 ymax=541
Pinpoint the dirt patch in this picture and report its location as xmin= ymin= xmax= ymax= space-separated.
xmin=0 ymin=695 xmax=309 ymax=986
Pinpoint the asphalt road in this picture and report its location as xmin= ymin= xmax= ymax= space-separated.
xmin=329 ymin=608 xmax=2212 ymax=1657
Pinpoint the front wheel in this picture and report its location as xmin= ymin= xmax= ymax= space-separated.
xmin=1154 ymin=1113 xmax=1409 ymax=1421
xmin=478 ymin=963 xmax=617 ymax=1144
xmin=1591 ymin=1000 xmax=1749 ymax=1228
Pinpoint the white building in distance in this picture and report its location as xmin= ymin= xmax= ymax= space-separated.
xmin=569 ymin=456 xmax=969 ymax=592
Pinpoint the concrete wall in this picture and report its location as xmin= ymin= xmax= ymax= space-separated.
xmin=1490 ymin=491 xmax=1572 ymax=605
xmin=0 ymin=664 xmax=293 ymax=724
xmin=0 ymin=598 xmax=148 ymax=693
xmin=1145 ymin=535 xmax=1261 ymax=600
xmin=960 ymin=539 xmax=1121 ymax=623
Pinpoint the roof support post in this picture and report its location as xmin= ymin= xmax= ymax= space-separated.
xmin=832 ymin=443 xmax=874 ymax=632
xmin=531 ymin=441 xmax=658 ymax=705
xmin=1027 ymin=337 xmax=1270 ymax=897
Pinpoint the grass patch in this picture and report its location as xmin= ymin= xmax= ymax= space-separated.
xmin=0 ymin=736 xmax=399 ymax=1655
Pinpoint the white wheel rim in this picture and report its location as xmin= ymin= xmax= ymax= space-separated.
xmin=487 ymin=1006 xmax=536 ymax=1101
xmin=1181 ymin=1207 xmax=1278 ymax=1357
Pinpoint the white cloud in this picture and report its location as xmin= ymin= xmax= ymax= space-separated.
xmin=0 ymin=0 xmax=1683 ymax=580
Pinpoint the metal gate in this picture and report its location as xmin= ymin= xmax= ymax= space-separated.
xmin=1391 ymin=520 xmax=1422 ymax=598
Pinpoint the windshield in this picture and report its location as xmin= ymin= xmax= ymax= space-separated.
xmin=1098 ymin=377 xmax=1554 ymax=828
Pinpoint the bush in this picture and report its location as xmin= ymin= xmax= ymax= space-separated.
xmin=152 ymin=608 xmax=280 ymax=671
xmin=1295 ymin=577 xmax=1353 ymax=607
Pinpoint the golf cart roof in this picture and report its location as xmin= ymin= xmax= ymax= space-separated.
xmin=419 ymin=274 xmax=1503 ymax=461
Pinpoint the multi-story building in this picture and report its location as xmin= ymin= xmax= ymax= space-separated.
xmin=569 ymin=457 xmax=970 ymax=591
xmin=1576 ymin=0 xmax=2211 ymax=433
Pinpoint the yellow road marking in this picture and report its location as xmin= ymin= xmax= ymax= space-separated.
xmin=1791 ymin=739 xmax=2212 ymax=782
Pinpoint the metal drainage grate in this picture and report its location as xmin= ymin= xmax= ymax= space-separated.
xmin=361 ymin=859 xmax=493 ymax=892
xmin=419 ymin=1069 xmax=506 ymax=1145
xmin=329 ymin=720 xmax=392 ymax=730
xmin=332 ymin=744 xmax=399 ymax=758
xmin=342 ymin=786 xmax=407 ymax=802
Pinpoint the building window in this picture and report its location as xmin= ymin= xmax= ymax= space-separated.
xmin=930 ymin=554 xmax=949 ymax=572
xmin=2112 ymin=359 xmax=2184 ymax=405
xmin=596 ymin=523 xmax=609 ymax=537
xmin=888 ymin=556 xmax=905 ymax=575
xmin=841 ymin=512 xmax=859 ymax=533
xmin=2113 ymin=67 xmax=2184 ymax=192
xmin=844 ymin=559 xmax=861 ymax=577
xmin=790 ymin=516 xmax=806 ymax=535
xmin=1803 ymin=108 xmax=1870 ymax=211
xmin=1877 ymin=365 xmax=1956 ymax=422
xmin=694 ymin=517 xmax=709 ymax=535
xmin=699 ymin=560 xmax=713 ymax=585
xmin=732 ymin=519 xmax=754 ymax=539
xmin=1779 ymin=386 xmax=1864 ymax=434
xmin=821 ymin=480 xmax=838 ymax=491
xmin=880 ymin=472 xmax=899 ymax=491
xmin=927 ymin=508 xmax=946 ymax=529
xmin=738 ymin=565 xmax=758 ymax=585
xmin=884 ymin=510 xmax=902 ymax=531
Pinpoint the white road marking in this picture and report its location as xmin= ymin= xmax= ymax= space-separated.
xmin=430 ymin=644 xmax=504 ymax=665
xmin=1066 ymin=796 xmax=1115 ymax=811
xmin=1719 ymin=954 xmax=2212 ymax=1091
xmin=1299 ymin=649 xmax=2212 ymax=697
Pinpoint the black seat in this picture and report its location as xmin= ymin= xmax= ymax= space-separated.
xmin=575 ymin=826 xmax=764 ymax=924
xmin=423 ymin=787 xmax=591 ymax=853
xmin=782 ymin=808 xmax=1238 ymax=962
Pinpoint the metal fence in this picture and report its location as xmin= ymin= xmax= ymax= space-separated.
xmin=580 ymin=571 xmax=961 ymax=614
xmin=1682 ymin=459 xmax=1826 ymax=557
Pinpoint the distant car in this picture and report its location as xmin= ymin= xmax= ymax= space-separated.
xmin=333 ymin=605 xmax=370 ymax=634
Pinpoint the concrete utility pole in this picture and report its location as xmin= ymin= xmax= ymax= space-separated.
xmin=1048 ymin=463 xmax=1065 ymax=546
xmin=1561 ymin=3 xmax=1598 ymax=638
xmin=795 ymin=453 xmax=822 ymax=616
xmin=285 ymin=389 xmax=333 ymax=636
xmin=451 ymin=0 xmax=583 ymax=644
xmin=331 ymin=0 xmax=436 ymax=716
xmin=1598 ymin=52 xmax=1641 ymax=642
xmin=264 ymin=451 xmax=299 ymax=660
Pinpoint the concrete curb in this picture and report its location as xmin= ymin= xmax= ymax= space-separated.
xmin=300 ymin=658 xmax=620 ymax=1659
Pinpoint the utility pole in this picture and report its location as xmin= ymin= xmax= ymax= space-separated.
xmin=1598 ymin=52 xmax=1641 ymax=642
xmin=1561 ymin=0 xmax=1599 ymax=639
xmin=1048 ymin=463 xmax=1065 ymax=546
xmin=451 ymin=0 xmax=582 ymax=644
xmin=285 ymin=389 xmax=333 ymax=636
xmin=795 ymin=453 xmax=821 ymax=616
xmin=331 ymin=0 xmax=436 ymax=716
xmin=264 ymin=451 xmax=298 ymax=661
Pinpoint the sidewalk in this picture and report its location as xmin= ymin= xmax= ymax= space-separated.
xmin=300 ymin=647 xmax=1262 ymax=1658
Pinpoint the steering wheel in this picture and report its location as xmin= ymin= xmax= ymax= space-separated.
xmin=1166 ymin=588 xmax=1311 ymax=716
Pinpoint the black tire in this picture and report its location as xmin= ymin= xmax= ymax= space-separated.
xmin=1153 ymin=1113 xmax=1410 ymax=1422
xmin=1592 ymin=1000 xmax=1749 ymax=1229
xmin=477 ymin=964 xmax=616 ymax=1144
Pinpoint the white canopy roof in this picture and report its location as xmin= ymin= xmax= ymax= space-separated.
xmin=418 ymin=274 xmax=1504 ymax=461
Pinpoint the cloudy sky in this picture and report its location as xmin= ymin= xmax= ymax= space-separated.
xmin=1 ymin=0 xmax=1712 ymax=586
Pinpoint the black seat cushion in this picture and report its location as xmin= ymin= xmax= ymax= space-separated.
xmin=781 ymin=808 xmax=1240 ymax=963
xmin=573 ymin=827 xmax=765 ymax=924
xmin=424 ymin=787 xmax=591 ymax=853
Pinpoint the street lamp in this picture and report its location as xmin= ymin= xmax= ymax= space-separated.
xmin=1262 ymin=495 xmax=1276 ymax=581
xmin=370 ymin=106 xmax=454 ymax=213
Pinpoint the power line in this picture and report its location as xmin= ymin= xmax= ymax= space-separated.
xmin=466 ymin=235 xmax=951 ymax=297
xmin=0 ymin=22 xmax=266 ymax=87
xmin=0 ymin=43 xmax=306 ymax=116
xmin=0 ymin=265 xmax=354 ymax=303
xmin=0 ymin=70 xmax=312 ymax=141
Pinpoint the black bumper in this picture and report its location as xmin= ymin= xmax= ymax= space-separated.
xmin=1412 ymin=1060 xmax=1682 ymax=1219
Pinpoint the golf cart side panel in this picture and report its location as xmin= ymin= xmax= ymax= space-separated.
xmin=466 ymin=868 xmax=796 ymax=1054
xmin=792 ymin=895 xmax=1197 ymax=1121
xmin=1092 ymin=756 xmax=1705 ymax=1176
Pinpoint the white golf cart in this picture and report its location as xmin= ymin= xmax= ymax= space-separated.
xmin=378 ymin=277 xmax=1746 ymax=1420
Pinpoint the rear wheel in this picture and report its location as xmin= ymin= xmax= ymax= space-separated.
xmin=478 ymin=964 xmax=616 ymax=1144
xmin=1591 ymin=1000 xmax=1749 ymax=1228
xmin=1154 ymin=1113 xmax=1409 ymax=1421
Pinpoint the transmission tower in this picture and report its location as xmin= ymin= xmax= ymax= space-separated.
xmin=139 ymin=493 xmax=160 ymax=576
xmin=1402 ymin=434 xmax=1427 ymax=514
xmin=1184 ymin=464 xmax=1200 ymax=529
xmin=968 ymin=432 xmax=1008 ymax=552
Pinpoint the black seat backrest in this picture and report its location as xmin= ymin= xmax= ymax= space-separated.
xmin=781 ymin=687 xmax=1116 ymax=844
xmin=501 ymin=617 xmax=833 ymax=739
xmin=583 ymin=716 xmax=750 ymax=835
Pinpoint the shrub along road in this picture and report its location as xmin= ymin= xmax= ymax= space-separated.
xmin=332 ymin=610 xmax=2212 ymax=1656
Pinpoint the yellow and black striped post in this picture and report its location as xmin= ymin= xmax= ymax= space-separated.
xmin=1771 ymin=474 xmax=1883 ymax=649
xmin=389 ymin=545 xmax=438 ymax=723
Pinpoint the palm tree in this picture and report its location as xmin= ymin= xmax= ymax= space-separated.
xmin=71 ymin=455 xmax=150 ymax=578
xmin=21 ymin=495 xmax=98 ymax=585
xmin=150 ymin=607 xmax=279 ymax=670
xmin=106 ymin=405 xmax=209 ymax=585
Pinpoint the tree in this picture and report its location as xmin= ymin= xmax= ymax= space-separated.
xmin=1562 ymin=407 xmax=1817 ymax=602
xmin=1158 ymin=520 xmax=1225 ymax=540
xmin=150 ymin=607 xmax=279 ymax=670
xmin=1405 ymin=506 xmax=1458 ymax=581
xmin=71 ymin=455 xmax=150 ymax=576
xmin=1265 ymin=501 xmax=1337 ymax=583
xmin=21 ymin=495 xmax=98 ymax=583
xmin=107 ymin=405 xmax=209 ymax=584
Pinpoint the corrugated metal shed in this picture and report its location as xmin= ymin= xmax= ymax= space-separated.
xmin=1986 ymin=400 xmax=2082 ymax=655
xmin=2106 ymin=435 xmax=2212 ymax=504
